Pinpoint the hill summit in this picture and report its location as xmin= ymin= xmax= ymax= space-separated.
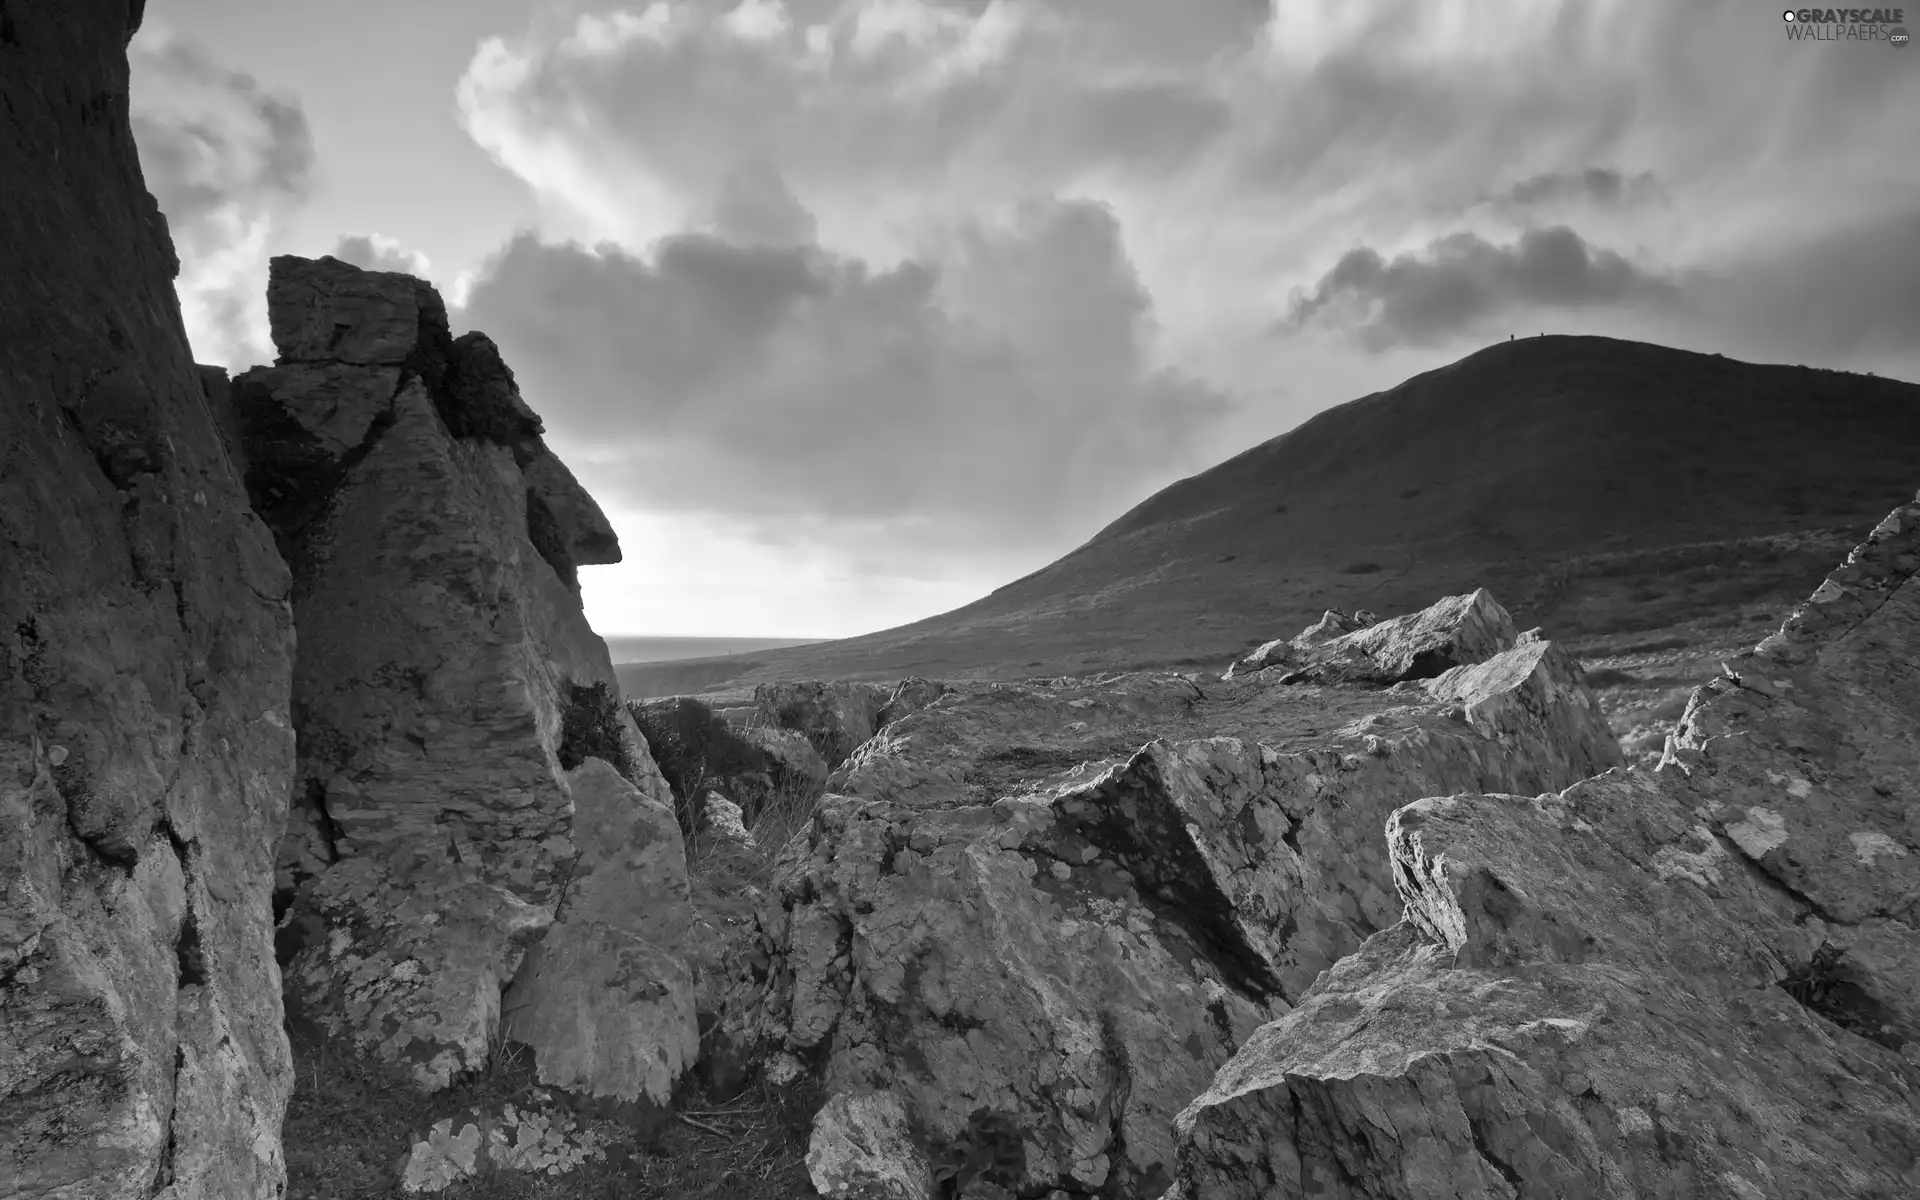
xmin=620 ymin=335 xmax=1920 ymax=697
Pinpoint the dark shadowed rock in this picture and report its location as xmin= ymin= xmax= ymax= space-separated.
xmin=1 ymin=3 xmax=296 ymax=1194
xmin=267 ymin=253 xmax=435 ymax=366
xmin=1164 ymin=494 xmax=1920 ymax=1199
xmin=717 ymin=593 xmax=1622 ymax=1198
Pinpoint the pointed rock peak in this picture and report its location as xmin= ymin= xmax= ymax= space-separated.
xmin=441 ymin=330 xmax=545 ymax=443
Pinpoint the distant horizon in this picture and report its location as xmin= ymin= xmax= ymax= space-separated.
xmin=601 ymin=633 xmax=831 ymax=664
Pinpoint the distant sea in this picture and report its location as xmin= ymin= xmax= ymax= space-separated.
xmin=602 ymin=635 xmax=825 ymax=665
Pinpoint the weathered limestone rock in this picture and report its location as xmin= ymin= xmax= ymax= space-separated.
xmin=701 ymin=792 xmax=758 ymax=850
xmin=746 ymin=677 xmax=954 ymax=781
xmin=1 ymin=4 xmax=296 ymax=1195
xmin=743 ymin=725 xmax=832 ymax=813
xmin=828 ymin=673 xmax=1204 ymax=806
xmin=1164 ymin=496 xmax=1920 ymax=1199
xmin=500 ymin=759 xmax=698 ymax=1117
xmin=236 ymin=256 xmax=695 ymax=1102
xmin=719 ymin=593 xmax=1622 ymax=1198
xmin=754 ymin=680 xmax=895 ymax=767
xmin=878 ymin=677 xmax=952 ymax=728
xmin=1225 ymin=590 xmax=1514 ymax=684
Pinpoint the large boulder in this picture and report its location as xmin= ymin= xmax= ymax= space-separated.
xmin=1 ymin=4 xmax=297 ymax=1195
xmin=499 ymin=760 xmax=698 ymax=1119
xmin=235 ymin=256 xmax=695 ymax=1103
xmin=754 ymin=681 xmax=894 ymax=768
xmin=1165 ymin=495 xmax=1920 ymax=1199
xmin=718 ymin=593 xmax=1623 ymax=1198
xmin=1224 ymin=589 xmax=1516 ymax=684
xmin=743 ymin=725 xmax=833 ymax=811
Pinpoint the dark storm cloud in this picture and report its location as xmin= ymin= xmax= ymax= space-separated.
xmin=1499 ymin=167 xmax=1661 ymax=209
xmin=459 ymin=198 xmax=1234 ymax=545
xmin=1284 ymin=225 xmax=1679 ymax=352
xmin=1693 ymin=204 xmax=1920 ymax=368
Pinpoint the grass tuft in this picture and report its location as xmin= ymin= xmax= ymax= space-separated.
xmin=558 ymin=680 xmax=638 ymax=783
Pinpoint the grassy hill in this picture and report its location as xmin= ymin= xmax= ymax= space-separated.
xmin=617 ymin=335 xmax=1920 ymax=698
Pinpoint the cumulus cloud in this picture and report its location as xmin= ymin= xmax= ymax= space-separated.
xmin=454 ymin=0 xmax=1242 ymax=253
xmin=331 ymin=233 xmax=433 ymax=277
xmin=459 ymin=196 xmax=1233 ymax=562
xmin=130 ymin=31 xmax=315 ymax=368
xmin=1284 ymin=226 xmax=1679 ymax=351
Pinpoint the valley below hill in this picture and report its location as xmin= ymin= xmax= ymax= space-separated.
xmin=619 ymin=336 xmax=1920 ymax=699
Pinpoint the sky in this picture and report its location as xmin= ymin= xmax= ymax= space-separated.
xmin=129 ymin=0 xmax=1920 ymax=639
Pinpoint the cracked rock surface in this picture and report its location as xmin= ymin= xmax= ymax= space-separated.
xmin=235 ymin=255 xmax=695 ymax=1106
xmin=1164 ymin=495 xmax=1920 ymax=1199
xmin=717 ymin=592 xmax=1622 ymax=1198
xmin=1 ymin=3 xmax=297 ymax=1194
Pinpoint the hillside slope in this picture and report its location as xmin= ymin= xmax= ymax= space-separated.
xmin=619 ymin=336 xmax=1920 ymax=697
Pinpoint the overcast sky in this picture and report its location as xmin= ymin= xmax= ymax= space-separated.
xmin=131 ymin=0 xmax=1920 ymax=639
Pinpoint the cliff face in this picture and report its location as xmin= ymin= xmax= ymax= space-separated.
xmin=0 ymin=4 xmax=298 ymax=1197
xmin=229 ymin=255 xmax=698 ymax=1113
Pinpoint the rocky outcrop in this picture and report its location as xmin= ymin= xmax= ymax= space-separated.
xmin=718 ymin=593 xmax=1622 ymax=1198
xmin=1224 ymin=590 xmax=1514 ymax=684
xmin=755 ymin=678 xmax=952 ymax=769
xmin=233 ymin=255 xmax=695 ymax=1108
xmin=742 ymin=725 xmax=832 ymax=815
xmin=1165 ymin=495 xmax=1920 ymax=1199
xmin=1 ymin=3 xmax=297 ymax=1195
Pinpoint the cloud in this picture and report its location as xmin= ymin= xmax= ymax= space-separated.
xmin=1687 ymin=203 xmax=1920 ymax=370
xmin=129 ymin=31 xmax=316 ymax=368
xmin=331 ymin=233 xmax=433 ymax=277
xmin=1284 ymin=225 xmax=1679 ymax=351
xmin=1496 ymin=167 xmax=1662 ymax=210
xmin=458 ymin=196 xmax=1234 ymax=566
xmin=454 ymin=0 xmax=1242 ymax=253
